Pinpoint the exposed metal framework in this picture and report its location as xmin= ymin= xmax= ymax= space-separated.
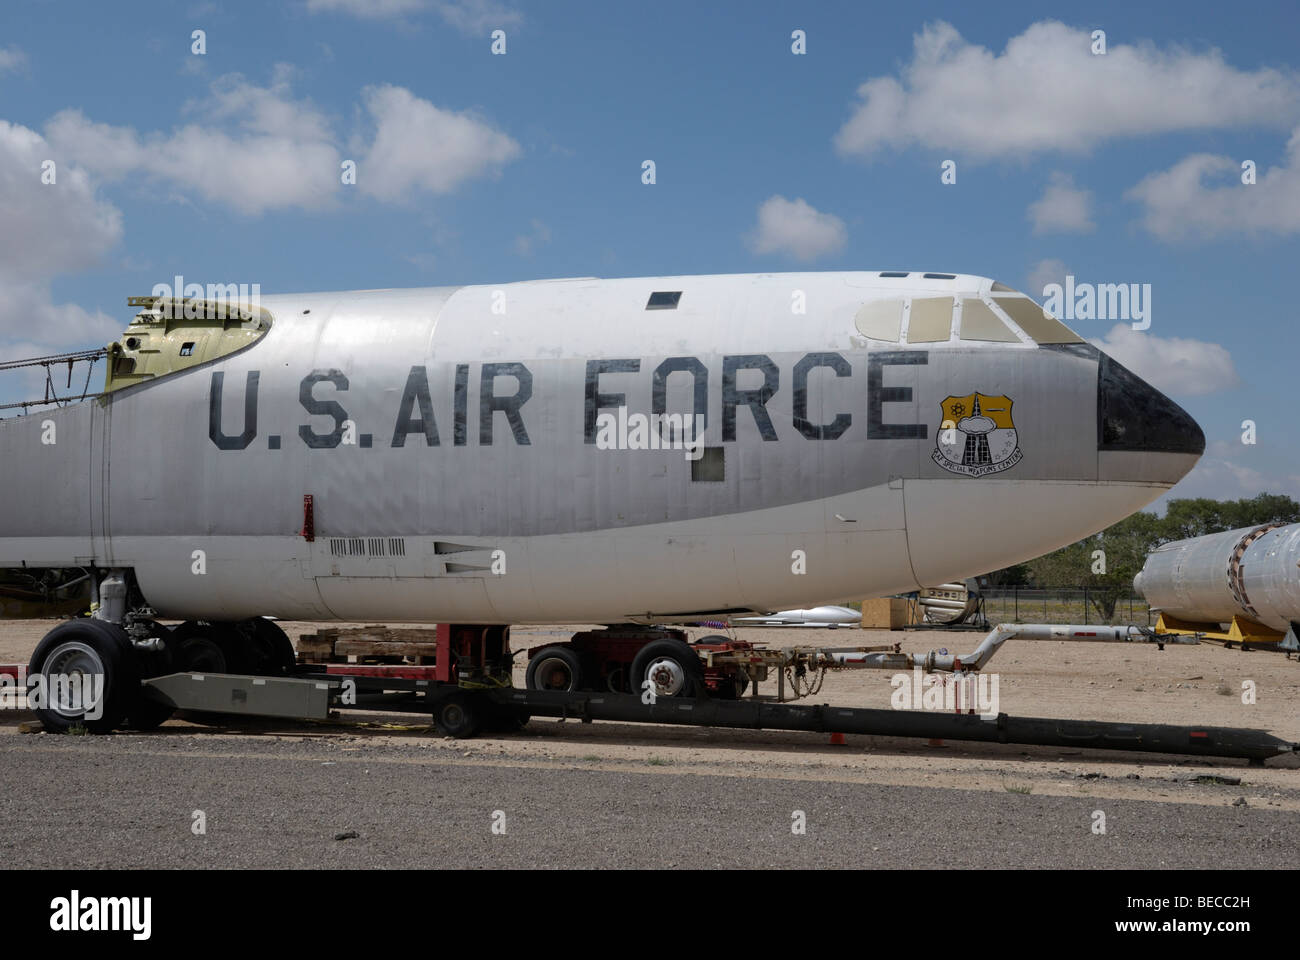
xmin=0 ymin=348 xmax=106 ymax=412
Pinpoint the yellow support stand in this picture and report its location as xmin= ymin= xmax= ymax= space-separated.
xmin=1153 ymin=612 xmax=1283 ymax=647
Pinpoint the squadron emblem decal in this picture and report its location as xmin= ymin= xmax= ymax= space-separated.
xmin=932 ymin=392 xmax=1022 ymax=477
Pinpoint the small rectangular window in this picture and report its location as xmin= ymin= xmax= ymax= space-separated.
xmin=646 ymin=291 xmax=681 ymax=310
xmin=878 ymin=271 xmax=909 ymax=278
xmin=922 ymin=273 xmax=956 ymax=280
xmin=691 ymin=446 xmax=725 ymax=482
xmin=179 ymin=342 xmax=196 ymax=356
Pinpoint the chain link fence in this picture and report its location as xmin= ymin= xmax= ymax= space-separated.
xmin=982 ymin=588 xmax=1152 ymax=626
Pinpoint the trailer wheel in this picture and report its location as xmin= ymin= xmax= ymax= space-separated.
xmin=484 ymin=703 xmax=531 ymax=733
xmin=525 ymin=645 xmax=584 ymax=692
xmin=431 ymin=690 xmax=482 ymax=738
xmin=630 ymin=639 xmax=705 ymax=699
xmin=713 ymin=670 xmax=750 ymax=699
xmin=27 ymin=619 xmax=135 ymax=733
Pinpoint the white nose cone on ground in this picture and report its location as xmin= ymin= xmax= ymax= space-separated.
xmin=733 ymin=605 xmax=862 ymax=627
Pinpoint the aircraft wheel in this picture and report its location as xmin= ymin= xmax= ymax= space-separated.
xmin=242 ymin=618 xmax=296 ymax=675
xmin=27 ymin=619 xmax=135 ymax=733
xmin=213 ymin=619 xmax=295 ymax=676
xmin=630 ymin=639 xmax=705 ymax=699
xmin=431 ymin=690 xmax=482 ymax=738
xmin=175 ymin=634 xmax=228 ymax=673
xmin=124 ymin=694 xmax=175 ymax=731
xmin=525 ymin=645 xmax=584 ymax=692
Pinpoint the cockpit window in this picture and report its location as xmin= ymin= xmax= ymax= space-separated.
xmin=990 ymin=294 xmax=1083 ymax=344
xmin=854 ymin=299 xmax=903 ymax=341
xmin=959 ymin=298 xmax=1020 ymax=342
xmin=906 ymin=297 xmax=954 ymax=343
xmin=990 ymin=281 xmax=1016 ymax=292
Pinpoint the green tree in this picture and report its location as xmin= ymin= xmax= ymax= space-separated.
xmin=1162 ymin=493 xmax=1300 ymax=540
xmin=1026 ymin=511 xmax=1165 ymax=621
xmin=985 ymin=493 xmax=1299 ymax=621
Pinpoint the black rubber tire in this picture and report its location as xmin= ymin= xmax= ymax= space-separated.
xmin=174 ymin=634 xmax=228 ymax=673
xmin=431 ymin=690 xmax=482 ymax=738
xmin=482 ymin=703 xmax=531 ymax=733
xmin=630 ymin=638 xmax=705 ymax=699
xmin=243 ymin=618 xmax=296 ymax=676
xmin=525 ymin=645 xmax=585 ymax=692
xmin=211 ymin=618 xmax=295 ymax=676
xmin=712 ymin=670 xmax=750 ymax=699
xmin=27 ymin=619 xmax=136 ymax=733
xmin=124 ymin=694 xmax=175 ymax=731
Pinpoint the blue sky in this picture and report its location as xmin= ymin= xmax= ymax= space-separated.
xmin=2 ymin=0 xmax=1298 ymax=505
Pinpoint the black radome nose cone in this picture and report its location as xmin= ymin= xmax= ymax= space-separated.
xmin=1097 ymin=354 xmax=1205 ymax=455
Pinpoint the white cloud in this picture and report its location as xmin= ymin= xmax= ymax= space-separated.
xmin=0 ymin=121 xmax=122 ymax=375
xmin=1028 ymin=172 xmax=1094 ymax=234
xmin=356 ymin=84 xmax=520 ymax=202
xmin=1089 ymin=324 xmax=1239 ymax=397
xmin=306 ymin=0 xmax=428 ymax=18
xmin=1157 ymin=456 xmax=1293 ymax=504
xmin=834 ymin=20 xmax=1300 ymax=160
xmin=0 ymin=46 xmax=27 ymax=74
xmin=434 ymin=0 xmax=522 ymax=33
xmin=306 ymin=0 xmax=522 ymax=32
xmin=514 ymin=218 xmax=550 ymax=256
xmin=46 ymin=71 xmax=342 ymax=215
xmin=746 ymin=195 xmax=847 ymax=262
xmin=1126 ymin=127 xmax=1300 ymax=240
xmin=42 ymin=73 xmax=519 ymax=214
xmin=1024 ymin=258 xmax=1068 ymax=300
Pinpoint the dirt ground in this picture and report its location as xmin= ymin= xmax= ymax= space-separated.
xmin=3 ymin=619 xmax=1298 ymax=813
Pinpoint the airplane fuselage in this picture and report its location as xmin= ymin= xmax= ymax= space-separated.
xmin=0 ymin=272 xmax=1204 ymax=623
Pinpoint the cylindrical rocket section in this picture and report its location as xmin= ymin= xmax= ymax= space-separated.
xmin=1134 ymin=522 xmax=1300 ymax=632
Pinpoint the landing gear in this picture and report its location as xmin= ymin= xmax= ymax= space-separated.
xmin=123 ymin=690 xmax=176 ymax=731
xmin=228 ymin=618 xmax=296 ymax=676
xmin=171 ymin=632 xmax=227 ymax=671
xmin=172 ymin=618 xmax=294 ymax=675
xmin=27 ymin=620 xmax=136 ymax=733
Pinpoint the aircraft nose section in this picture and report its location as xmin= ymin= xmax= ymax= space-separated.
xmin=1096 ymin=353 xmax=1204 ymax=483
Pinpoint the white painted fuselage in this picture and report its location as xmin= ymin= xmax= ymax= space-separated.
xmin=0 ymin=271 xmax=1204 ymax=623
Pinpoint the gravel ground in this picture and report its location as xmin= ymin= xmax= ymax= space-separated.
xmin=2 ymin=733 xmax=1296 ymax=869
xmin=3 ymin=618 xmax=1298 ymax=869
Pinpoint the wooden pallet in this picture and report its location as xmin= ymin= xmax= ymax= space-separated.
xmin=296 ymin=625 xmax=439 ymax=665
